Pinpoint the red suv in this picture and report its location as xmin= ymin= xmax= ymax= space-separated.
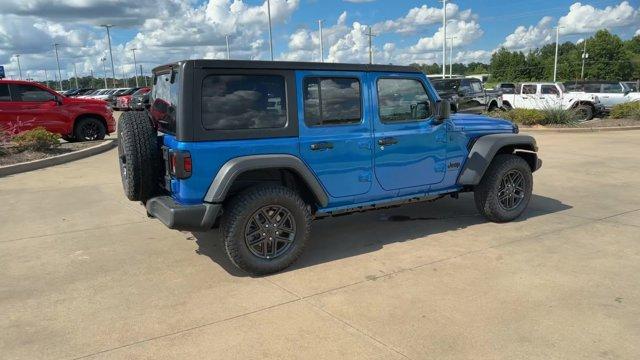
xmin=0 ymin=80 xmax=115 ymax=141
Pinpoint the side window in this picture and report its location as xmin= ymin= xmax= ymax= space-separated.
xmin=541 ymin=85 xmax=559 ymax=95
xmin=10 ymin=85 xmax=55 ymax=102
xmin=201 ymin=74 xmax=287 ymax=130
xmin=601 ymin=83 xmax=623 ymax=93
xmin=303 ymin=77 xmax=361 ymax=126
xmin=583 ymin=84 xmax=601 ymax=93
xmin=0 ymin=84 xmax=10 ymax=101
xmin=377 ymin=78 xmax=431 ymax=123
xmin=470 ymin=80 xmax=483 ymax=93
xmin=521 ymin=85 xmax=536 ymax=94
xmin=459 ymin=79 xmax=471 ymax=94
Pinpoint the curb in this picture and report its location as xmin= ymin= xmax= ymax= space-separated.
xmin=0 ymin=139 xmax=117 ymax=177
xmin=521 ymin=125 xmax=640 ymax=133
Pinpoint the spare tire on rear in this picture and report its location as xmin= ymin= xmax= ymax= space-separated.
xmin=117 ymin=111 xmax=161 ymax=202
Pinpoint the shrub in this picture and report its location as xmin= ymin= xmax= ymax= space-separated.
xmin=610 ymin=101 xmax=640 ymax=120
xmin=13 ymin=127 xmax=61 ymax=152
xmin=488 ymin=108 xmax=546 ymax=125
xmin=539 ymin=107 xmax=578 ymax=125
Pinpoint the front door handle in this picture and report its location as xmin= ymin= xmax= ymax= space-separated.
xmin=378 ymin=137 xmax=398 ymax=146
xmin=310 ymin=141 xmax=334 ymax=151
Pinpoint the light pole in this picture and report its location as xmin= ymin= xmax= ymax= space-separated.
xmin=447 ymin=36 xmax=456 ymax=78
xmin=15 ymin=55 xmax=22 ymax=80
xmin=266 ymin=0 xmax=274 ymax=60
xmin=225 ymin=35 xmax=230 ymax=60
xmin=101 ymin=57 xmax=108 ymax=88
xmin=366 ymin=26 xmax=376 ymax=64
xmin=581 ymin=37 xmax=589 ymax=80
xmin=73 ymin=63 xmax=79 ymax=88
xmin=553 ymin=26 xmax=563 ymax=82
xmin=53 ymin=43 xmax=63 ymax=91
xmin=318 ymin=20 xmax=324 ymax=63
xmin=44 ymin=69 xmax=49 ymax=88
xmin=100 ymin=25 xmax=116 ymax=88
xmin=442 ymin=0 xmax=447 ymax=79
xmin=130 ymin=48 xmax=139 ymax=87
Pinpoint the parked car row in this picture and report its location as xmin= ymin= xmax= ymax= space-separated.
xmin=0 ymin=79 xmax=115 ymax=141
xmin=430 ymin=77 xmax=639 ymax=121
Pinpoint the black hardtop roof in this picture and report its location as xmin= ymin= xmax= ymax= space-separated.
xmin=153 ymin=59 xmax=420 ymax=74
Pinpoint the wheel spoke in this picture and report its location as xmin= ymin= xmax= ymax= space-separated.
xmin=245 ymin=204 xmax=297 ymax=260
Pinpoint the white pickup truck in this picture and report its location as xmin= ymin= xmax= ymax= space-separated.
xmin=565 ymin=81 xmax=640 ymax=111
xmin=500 ymin=82 xmax=603 ymax=121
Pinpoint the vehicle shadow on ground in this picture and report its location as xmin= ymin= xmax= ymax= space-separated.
xmin=191 ymin=193 xmax=571 ymax=277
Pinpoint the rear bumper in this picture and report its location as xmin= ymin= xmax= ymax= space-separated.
xmin=145 ymin=196 xmax=221 ymax=231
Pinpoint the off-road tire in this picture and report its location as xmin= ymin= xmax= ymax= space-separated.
xmin=574 ymin=104 xmax=593 ymax=121
xmin=474 ymin=154 xmax=533 ymax=223
xmin=221 ymin=185 xmax=312 ymax=275
xmin=117 ymin=111 xmax=160 ymax=202
xmin=74 ymin=117 xmax=106 ymax=141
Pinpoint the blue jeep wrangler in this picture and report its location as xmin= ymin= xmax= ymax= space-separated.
xmin=118 ymin=60 xmax=541 ymax=275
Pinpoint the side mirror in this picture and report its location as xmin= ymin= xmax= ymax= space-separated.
xmin=433 ymin=100 xmax=450 ymax=122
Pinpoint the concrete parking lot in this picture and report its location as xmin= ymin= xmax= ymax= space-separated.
xmin=1 ymin=129 xmax=640 ymax=359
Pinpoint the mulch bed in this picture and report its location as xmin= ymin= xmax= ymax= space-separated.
xmin=522 ymin=117 xmax=639 ymax=129
xmin=0 ymin=141 xmax=105 ymax=166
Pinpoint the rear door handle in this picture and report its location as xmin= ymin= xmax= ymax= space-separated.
xmin=310 ymin=141 xmax=334 ymax=151
xmin=378 ymin=137 xmax=398 ymax=146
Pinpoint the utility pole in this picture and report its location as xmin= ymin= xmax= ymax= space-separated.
xmin=318 ymin=20 xmax=324 ymax=62
xmin=267 ymin=0 xmax=274 ymax=61
xmin=225 ymin=35 xmax=230 ymax=60
xmin=101 ymin=57 xmax=108 ymax=88
xmin=100 ymin=25 xmax=116 ymax=87
xmin=131 ymin=48 xmax=139 ymax=87
xmin=447 ymin=36 xmax=456 ymax=78
xmin=367 ymin=26 xmax=376 ymax=64
xmin=73 ymin=63 xmax=79 ymax=88
xmin=15 ymin=55 xmax=22 ymax=80
xmin=581 ymin=37 xmax=589 ymax=80
xmin=553 ymin=26 xmax=562 ymax=82
xmin=442 ymin=0 xmax=447 ymax=79
xmin=140 ymin=65 xmax=147 ymax=86
xmin=53 ymin=43 xmax=63 ymax=91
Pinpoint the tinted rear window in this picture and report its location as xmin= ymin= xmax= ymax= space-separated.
xmin=201 ymin=75 xmax=287 ymax=130
xmin=432 ymin=80 xmax=458 ymax=92
xmin=303 ymin=77 xmax=361 ymax=126
xmin=0 ymin=84 xmax=10 ymax=101
xmin=151 ymin=70 xmax=180 ymax=134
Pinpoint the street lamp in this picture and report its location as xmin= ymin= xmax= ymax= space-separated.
xmin=441 ymin=0 xmax=447 ymax=79
xmin=73 ymin=63 xmax=79 ymax=88
xmin=100 ymin=25 xmax=116 ymax=88
xmin=318 ymin=20 xmax=324 ymax=63
xmin=553 ymin=26 xmax=564 ymax=82
xmin=581 ymin=37 xmax=589 ymax=80
xmin=130 ymin=48 xmax=139 ymax=87
xmin=101 ymin=57 xmax=108 ymax=88
xmin=53 ymin=43 xmax=63 ymax=91
xmin=266 ymin=0 xmax=274 ymax=61
xmin=225 ymin=35 xmax=230 ymax=60
xmin=447 ymin=35 xmax=457 ymax=78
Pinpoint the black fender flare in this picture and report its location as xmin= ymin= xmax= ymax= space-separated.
xmin=457 ymin=133 xmax=540 ymax=186
xmin=203 ymin=154 xmax=329 ymax=207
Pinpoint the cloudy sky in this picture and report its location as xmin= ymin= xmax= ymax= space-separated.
xmin=0 ymin=0 xmax=638 ymax=82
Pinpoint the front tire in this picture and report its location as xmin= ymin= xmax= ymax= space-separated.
xmin=474 ymin=154 xmax=533 ymax=223
xmin=574 ymin=104 xmax=593 ymax=121
xmin=74 ymin=117 xmax=106 ymax=141
xmin=221 ymin=185 xmax=311 ymax=275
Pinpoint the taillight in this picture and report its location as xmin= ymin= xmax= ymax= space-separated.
xmin=168 ymin=150 xmax=192 ymax=179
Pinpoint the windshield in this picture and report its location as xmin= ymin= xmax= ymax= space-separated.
xmin=132 ymin=88 xmax=149 ymax=96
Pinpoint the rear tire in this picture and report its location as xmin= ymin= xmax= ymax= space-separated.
xmin=117 ymin=111 xmax=160 ymax=202
xmin=474 ymin=154 xmax=533 ymax=223
xmin=74 ymin=117 xmax=106 ymax=141
xmin=221 ymin=185 xmax=311 ymax=275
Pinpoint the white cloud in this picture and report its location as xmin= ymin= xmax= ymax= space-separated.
xmin=558 ymin=1 xmax=638 ymax=35
xmin=409 ymin=19 xmax=484 ymax=53
xmin=502 ymin=16 xmax=554 ymax=51
xmin=372 ymin=3 xmax=473 ymax=34
xmin=501 ymin=1 xmax=639 ymax=51
xmin=636 ymin=29 xmax=640 ymax=36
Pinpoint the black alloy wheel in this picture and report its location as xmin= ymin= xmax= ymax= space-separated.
xmin=244 ymin=205 xmax=296 ymax=259
xmin=497 ymin=169 xmax=526 ymax=210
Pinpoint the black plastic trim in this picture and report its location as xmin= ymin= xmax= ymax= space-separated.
xmin=204 ymin=154 xmax=329 ymax=207
xmin=457 ymin=133 xmax=540 ymax=186
xmin=146 ymin=196 xmax=221 ymax=231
